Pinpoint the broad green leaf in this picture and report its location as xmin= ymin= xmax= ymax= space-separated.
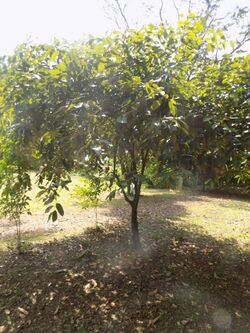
xmin=98 ymin=63 xmax=106 ymax=73
xmin=169 ymin=99 xmax=177 ymax=116
xmin=56 ymin=203 xmax=64 ymax=216
xmin=106 ymin=190 xmax=116 ymax=201
xmin=50 ymin=50 xmax=59 ymax=61
xmin=230 ymin=40 xmax=235 ymax=48
xmin=145 ymin=82 xmax=155 ymax=98
xmin=45 ymin=205 xmax=53 ymax=214
xmin=52 ymin=210 xmax=58 ymax=222
xmin=132 ymin=76 xmax=141 ymax=84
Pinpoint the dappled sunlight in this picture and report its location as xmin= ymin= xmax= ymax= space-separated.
xmin=0 ymin=191 xmax=249 ymax=332
xmin=0 ymin=205 xmax=116 ymax=245
xmin=0 ymin=0 xmax=249 ymax=330
xmin=141 ymin=188 xmax=179 ymax=196
xmin=2 ymin=185 xmax=248 ymax=253
xmin=212 ymin=308 xmax=232 ymax=331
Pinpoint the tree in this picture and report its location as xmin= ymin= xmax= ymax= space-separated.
xmin=75 ymin=26 xmax=187 ymax=249
xmin=75 ymin=9 xmax=239 ymax=246
xmin=0 ymin=43 xmax=79 ymax=227
xmin=0 ymin=6 xmax=249 ymax=252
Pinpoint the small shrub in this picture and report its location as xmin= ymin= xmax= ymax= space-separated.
xmin=71 ymin=177 xmax=103 ymax=227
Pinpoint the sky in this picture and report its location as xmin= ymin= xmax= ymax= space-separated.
xmin=0 ymin=0 xmax=249 ymax=56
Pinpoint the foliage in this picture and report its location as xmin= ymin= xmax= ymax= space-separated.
xmin=147 ymin=167 xmax=198 ymax=190
xmin=0 ymin=5 xmax=249 ymax=249
xmin=72 ymin=175 xmax=105 ymax=227
xmin=0 ymin=43 xmax=78 ymax=223
xmin=73 ymin=177 xmax=102 ymax=209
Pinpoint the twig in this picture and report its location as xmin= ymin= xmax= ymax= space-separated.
xmin=172 ymin=0 xmax=180 ymax=20
xmin=159 ymin=0 xmax=164 ymax=25
xmin=114 ymin=0 xmax=130 ymax=29
xmin=103 ymin=0 xmax=122 ymax=29
xmin=213 ymin=12 xmax=230 ymax=23
xmin=230 ymin=30 xmax=250 ymax=54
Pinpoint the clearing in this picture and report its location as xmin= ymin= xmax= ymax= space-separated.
xmin=0 ymin=188 xmax=249 ymax=333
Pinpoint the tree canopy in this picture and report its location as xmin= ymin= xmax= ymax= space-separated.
xmin=0 ymin=4 xmax=249 ymax=249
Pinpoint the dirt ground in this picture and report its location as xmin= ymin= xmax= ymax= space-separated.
xmin=0 ymin=206 xmax=116 ymax=241
xmin=0 ymin=191 xmax=249 ymax=332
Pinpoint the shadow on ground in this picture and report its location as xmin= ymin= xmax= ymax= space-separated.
xmin=0 ymin=193 xmax=249 ymax=333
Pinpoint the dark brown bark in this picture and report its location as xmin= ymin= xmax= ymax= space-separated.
xmin=131 ymin=203 xmax=141 ymax=250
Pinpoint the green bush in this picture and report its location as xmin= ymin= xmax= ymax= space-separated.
xmin=146 ymin=166 xmax=198 ymax=190
xmin=71 ymin=177 xmax=100 ymax=208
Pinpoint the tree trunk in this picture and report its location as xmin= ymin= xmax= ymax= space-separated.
xmin=131 ymin=203 xmax=141 ymax=250
xmin=15 ymin=217 xmax=22 ymax=254
xmin=94 ymin=205 xmax=98 ymax=228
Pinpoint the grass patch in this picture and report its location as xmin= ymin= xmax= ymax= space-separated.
xmin=166 ymin=195 xmax=250 ymax=249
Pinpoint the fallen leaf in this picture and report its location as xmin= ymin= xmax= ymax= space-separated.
xmin=54 ymin=305 xmax=60 ymax=315
xmin=148 ymin=314 xmax=162 ymax=327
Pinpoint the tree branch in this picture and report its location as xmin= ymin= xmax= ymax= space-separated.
xmin=141 ymin=149 xmax=149 ymax=175
xmin=114 ymin=173 xmax=133 ymax=204
xmin=230 ymin=30 xmax=250 ymax=54
xmin=159 ymin=0 xmax=164 ymax=25
xmin=114 ymin=0 xmax=130 ymax=29
xmin=172 ymin=0 xmax=180 ymax=20
xmin=103 ymin=0 xmax=122 ymax=30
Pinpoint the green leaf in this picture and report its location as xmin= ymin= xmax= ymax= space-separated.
xmin=36 ymin=190 xmax=46 ymax=198
xmin=230 ymin=40 xmax=235 ymax=48
xmin=169 ymin=99 xmax=177 ymax=116
xmin=188 ymin=12 xmax=196 ymax=19
xmin=175 ymin=118 xmax=189 ymax=135
xmin=50 ymin=50 xmax=59 ymax=61
xmin=106 ymin=190 xmax=116 ymax=201
xmin=56 ymin=203 xmax=64 ymax=216
xmin=151 ymin=99 xmax=161 ymax=111
xmin=145 ymin=83 xmax=155 ymax=98
xmin=194 ymin=21 xmax=204 ymax=32
xmin=45 ymin=205 xmax=53 ymax=214
xmin=98 ymin=63 xmax=106 ymax=73
xmin=207 ymin=43 xmax=213 ymax=52
xmin=52 ymin=210 xmax=58 ymax=222
xmin=44 ymin=194 xmax=55 ymax=205
xmin=132 ymin=76 xmax=141 ymax=84
xmin=61 ymin=180 xmax=71 ymax=188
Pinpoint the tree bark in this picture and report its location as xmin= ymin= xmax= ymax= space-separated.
xmin=131 ymin=203 xmax=141 ymax=250
xmin=94 ymin=205 xmax=98 ymax=228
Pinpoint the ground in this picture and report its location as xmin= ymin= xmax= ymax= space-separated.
xmin=0 ymin=187 xmax=249 ymax=333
